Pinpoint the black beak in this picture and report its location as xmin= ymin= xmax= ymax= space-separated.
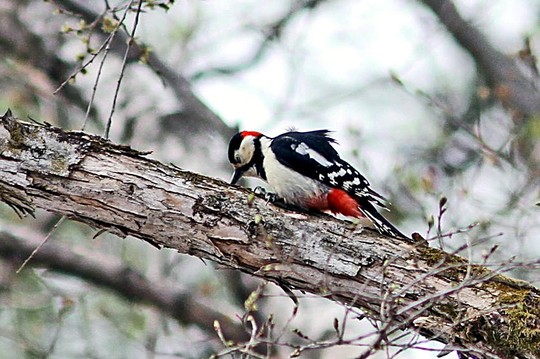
xmin=230 ymin=168 xmax=243 ymax=185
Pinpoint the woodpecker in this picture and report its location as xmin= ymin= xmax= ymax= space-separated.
xmin=228 ymin=130 xmax=409 ymax=240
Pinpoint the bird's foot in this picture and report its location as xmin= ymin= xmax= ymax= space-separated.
xmin=253 ymin=186 xmax=280 ymax=203
xmin=252 ymin=187 xmax=306 ymax=212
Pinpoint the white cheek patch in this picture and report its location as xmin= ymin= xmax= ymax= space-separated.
xmin=294 ymin=142 xmax=333 ymax=167
xmin=237 ymin=137 xmax=255 ymax=166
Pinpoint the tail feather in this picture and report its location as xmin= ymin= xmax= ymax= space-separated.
xmin=357 ymin=200 xmax=410 ymax=240
xmin=356 ymin=187 xmax=390 ymax=210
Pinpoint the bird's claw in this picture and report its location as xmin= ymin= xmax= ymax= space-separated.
xmin=253 ymin=186 xmax=267 ymax=196
xmin=253 ymin=186 xmax=279 ymax=203
xmin=253 ymin=186 xmax=310 ymax=212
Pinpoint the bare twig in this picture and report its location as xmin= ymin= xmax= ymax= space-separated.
xmin=105 ymin=0 xmax=143 ymax=138
xmin=51 ymin=0 xmax=235 ymax=139
xmin=15 ymin=216 xmax=66 ymax=273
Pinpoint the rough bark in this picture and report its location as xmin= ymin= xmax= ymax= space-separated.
xmin=0 ymin=112 xmax=539 ymax=358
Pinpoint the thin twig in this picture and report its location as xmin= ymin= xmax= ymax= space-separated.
xmin=16 ymin=216 xmax=66 ymax=273
xmin=104 ymin=0 xmax=144 ymax=138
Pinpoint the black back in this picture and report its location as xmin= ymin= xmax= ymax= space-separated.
xmin=270 ymin=130 xmax=386 ymax=206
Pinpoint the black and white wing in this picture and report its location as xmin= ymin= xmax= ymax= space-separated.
xmin=270 ymin=130 xmax=388 ymax=208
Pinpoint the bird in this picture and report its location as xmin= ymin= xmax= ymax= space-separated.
xmin=227 ymin=129 xmax=409 ymax=240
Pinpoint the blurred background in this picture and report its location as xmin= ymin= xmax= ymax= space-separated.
xmin=0 ymin=0 xmax=538 ymax=357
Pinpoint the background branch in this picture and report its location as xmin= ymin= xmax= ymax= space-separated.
xmin=0 ymin=228 xmax=251 ymax=345
xmin=52 ymin=0 xmax=235 ymax=139
xmin=419 ymin=0 xmax=540 ymax=117
xmin=0 ymin=0 xmax=99 ymax=126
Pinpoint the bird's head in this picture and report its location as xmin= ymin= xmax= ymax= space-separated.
xmin=228 ymin=131 xmax=264 ymax=185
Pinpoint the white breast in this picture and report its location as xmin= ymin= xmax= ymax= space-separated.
xmin=260 ymin=138 xmax=328 ymax=208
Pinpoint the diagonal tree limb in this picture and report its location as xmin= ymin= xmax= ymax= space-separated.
xmin=0 ymin=112 xmax=539 ymax=358
xmin=419 ymin=0 xmax=540 ymax=117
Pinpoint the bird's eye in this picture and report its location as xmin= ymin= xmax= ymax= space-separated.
xmin=235 ymin=155 xmax=241 ymax=163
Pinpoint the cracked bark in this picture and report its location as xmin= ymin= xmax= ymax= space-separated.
xmin=0 ymin=112 xmax=539 ymax=358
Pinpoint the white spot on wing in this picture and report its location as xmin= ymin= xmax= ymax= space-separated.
xmin=327 ymin=168 xmax=347 ymax=180
xmin=295 ymin=142 xmax=333 ymax=167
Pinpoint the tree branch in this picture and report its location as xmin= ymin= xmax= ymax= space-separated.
xmin=0 ymin=111 xmax=539 ymax=358
xmin=419 ymin=0 xmax=540 ymax=117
